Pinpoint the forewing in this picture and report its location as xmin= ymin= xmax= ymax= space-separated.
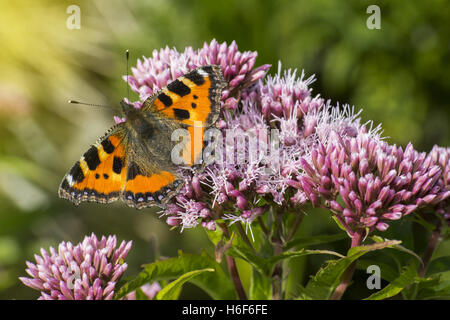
xmin=141 ymin=65 xmax=226 ymax=167
xmin=59 ymin=126 xmax=128 ymax=205
xmin=141 ymin=65 xmax=227 ymax=127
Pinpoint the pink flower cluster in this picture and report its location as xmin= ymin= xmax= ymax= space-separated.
xmin=429 ymin=145 xmax=450 ymax=221
xmin=20 ymin=234 xmax=131 ymax=300
xmin=300 ymin=130 xmax=449 ymax=235
xmin=124 ymin=40 xmax=449 ymax=235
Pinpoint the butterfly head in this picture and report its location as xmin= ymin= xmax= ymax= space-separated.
xmin=120 ymin=100 xmax=136 ymax=115
xmin=120 ymin=99 xmax=146 ymax=122
xmin=119 ymin=99 xmax=155 ymax=139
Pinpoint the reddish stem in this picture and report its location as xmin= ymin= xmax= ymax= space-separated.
xmin=226 ymin=255 xmax=248 ymax=300
xmin=271 ymin=207 xmax=284 ymax=300
xmin=418 ymin=220 xmax=442 ymax=278
xmin=286 ymin=211 xmax=304 ymax=242
xmin=330 ymin=229 xmax=364 ymax=300
xmin=219 ymin=223 xmax=248 ymax=300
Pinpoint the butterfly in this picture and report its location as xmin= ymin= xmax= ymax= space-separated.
xmin=59 ymin=65 xmax=227 ymax=209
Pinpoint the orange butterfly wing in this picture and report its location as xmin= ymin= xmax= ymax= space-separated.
xmin=122 ymin=163 xmax=182 ymax=209
xmin=59 ymin=128 xmax=127 ymax=205
xmin=142 ymin=65 xmax=227 ymax=166
xmin=143 ymin=65 xmax=226 ymax=126
xmin=59 ymin=127 xmax=183 ymax=209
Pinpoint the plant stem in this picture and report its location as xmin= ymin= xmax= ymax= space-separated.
xmin=226 ymin=255 xmax=248 ymax=300
xmin=286 ymin=211 xmax=305 ymax=242
xmin=271 ymin=207 xmax=284 ymax=300
xmin=330 ymin=229 xmax=364 ymax=300
xmin=418 ymin=220 xmax=442 ymax=278
xmin=271 ymin=239 xmax=283 ymax=300
xmin=219 ymin=223 xmax=248 ymax=300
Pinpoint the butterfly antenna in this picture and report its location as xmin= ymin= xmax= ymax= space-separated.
xmin=68 ymin=100 xmax=113 ymax=109
xmin=126 ymin=49 xmax=130 ymax=101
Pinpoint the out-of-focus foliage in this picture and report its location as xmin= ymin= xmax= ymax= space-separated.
xmin=0 ymin=0 xmax=448 ymax=299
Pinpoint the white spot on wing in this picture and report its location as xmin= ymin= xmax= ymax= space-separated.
xmin=66 ymin=175 xmax=74 ymax=187
xmin=197 ymin=69 xmax=209 ymax=77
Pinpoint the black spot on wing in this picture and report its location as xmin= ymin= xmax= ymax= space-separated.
xmin=113 ymin=156 xmax=124 ymax=174
xmin=103 ymin=174 xmax=109 ymax=179
xmin=83 ymin=147 xmax=101 ymax=170
xmin=101 ymin=138 xmax=115 ymax=154
xmin=191 ymin=103 xmax=197 ymax=108
xmin=157 ymin=92 xmax=173 ymax=107
xmin=173 ymin=108 xmax=190 ymax=120
xmin=61 ymin=178 xmax=70 ymax=190
xmin=185 ymin=70 xmax=205 ymax=85
xmin=167 ymin=79 xmax=191 ymax=97
xmin=69 ymin=161 xmax=85 ymax=183
xmin=202 ymin=65 xmax=214 ymax=75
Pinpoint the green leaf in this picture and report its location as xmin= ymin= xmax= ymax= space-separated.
xmin=427 ymin=256 xmax=450 ymax=276
xmin=302 ymin=240 xmax=401 ymax=299
xmin=267 ymin=249 xmax=344 ymax=269
xmin=356 ymin=259 xmax=399 ymax=282
xmin=227 ymin=245 xmax=268 ymax=275
xmin=295 ymin=284 xmax=314 ymax=300
xmin=115 ymin=251 xmax=235 ymax=300
xmin=229 ymin=245 xmax=343 ymax=277
xmin=371 ymin=236 xmax=423 ymax=265
xmin=284 ymin=233 xmax=348 ymax=250
xmin=331 ymin=216 xmax=352 ymax=237
xmin=134 ymin=287 xmax=150 ymax=300
xmin=156 ymin=268 xmax=214 ymax=300
xmin=301 ymin=258 xmax=355 ymax=299
xmin=205 ymin=227 xmax=224 ymax=246
xmin=347 ymin=240 xmax=401 ymax=256
xmin=249 ymin=269 xmax=271 ymax=300
xmin=365 ymin=264 xmax=417 ymax=300
xmin=415 ymin=273 xmax=450 ymax=300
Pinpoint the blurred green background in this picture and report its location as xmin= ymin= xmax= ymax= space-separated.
xmin=0 ymin=0 xmax=448 ymax=299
